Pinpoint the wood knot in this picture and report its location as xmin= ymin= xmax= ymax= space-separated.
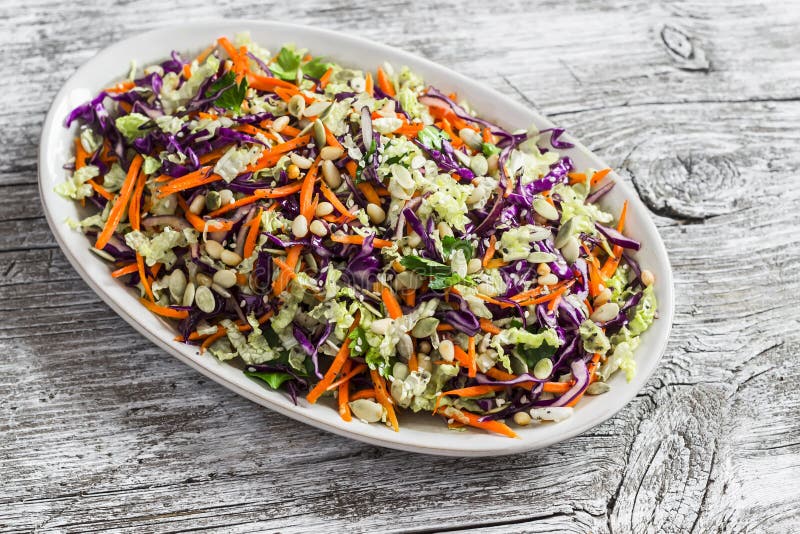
xmin=660 ymin=24 xmax=710 ymax=72
xmin=627 ymin=147 xmax=744 ymax=221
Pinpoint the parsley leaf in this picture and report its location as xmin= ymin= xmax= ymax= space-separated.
xmin=517 ymin=343 xmax=558 ymax=368
xmin=269 ymin=46 xmax=332 ymax=82
xmin=244 ymin=370 xmax=294 ymax=390
xmin=400 ymin=255 xmax=475 ymax=290
xmin=206 ymin=71 xmax=248 ymax=113
xmin=441 ymin=236 xmax=474 ymax=259
xmin=269 ymin=47 xmax=303 ymax=81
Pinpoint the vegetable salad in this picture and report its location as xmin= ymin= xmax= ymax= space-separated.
xmin=59 ymin=33 xmax=657 ymax=437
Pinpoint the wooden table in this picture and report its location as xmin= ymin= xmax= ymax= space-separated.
xmin=3 ymin=1 xmax=799 ymax=532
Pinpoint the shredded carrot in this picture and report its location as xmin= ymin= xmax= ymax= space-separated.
xmin=272 ymin=257 xmax=298 ymax=280
xmin=111 ymin=263 xmax=138 ymax=278
xmin=307 ymin=313 xmax=361 ymax=403
xmin=88 ymin=180 xmax=113 ymax=200
xmin=206 ymin=181 xmax=303 ymax=218
xmin=177 ymin=196 xmax=234 ymax=233
xmin=74 ymin=138 xmax=88 ymax=169
xmin=247 ymin=134 xmax=312 ymax=172
xmin=95 ymin=154 xmax=143 ymax=251
xmin=327 ymin=363 xmax=368 ymax=391
xmin=350 ymin=389 xmax=377 ymax=401
xmin=484 ymin=258 xmax=508 ymax=270
xmin=195 ymin=44 xmax=215 ymax=65
xmin=482 ymin=235 xmax=497 ymax=267
xmin=468 ymin=336 xmax=477 ymax=378
xmin=517 ymin=282 xmax=573 ymax=307
xmin=357 ymin=182 xmax=381 ymax=205
xmin=338 ymin=360 xmax=352 ymax=422
xmin=543 ymin=382 xmax=571 ymax=394
xmin=364 ymin=72 xmax=374 ymax=96
xmin=485 ymin=368 xmax=534 ymax=391
xmin=436 ymin=324 xmax=455 ymax=332
xmin=397 ymin=123 xmax=425 ymax=139
xmin=452 ymin=344 xmax=472 ymax=371
xmin=382 ymin=287 xmax=403 ymax=319
xmin=182 ymin=63 xmax=192 ymax=79
xmin=299 ymin=156 xmax=322 ymax=222
xmin=157 ymin=166 xmax=221 ymax=197
xmin=456 ymin=410 xmax=518 ymax=438
xmin=104 ymin=80 xmax=135 ymax=94
xmin=201 ymin=328 xmax=228 ymax=353
xmin=136 ymin=253 xmax=155 ymax=301
xmin=590 ymin=168 xmax=612 ymax=187
xmin=319 ymin=182 xmax=357 ymax=220
xmin=139 ymin=298 xmax=188 ymax=319
xmin=479 ymin=318 xmax=502 ymax=335
xmin=330 ymin=234 xmax=394 ymax=248
xmin=242 ymin=208 xmax=263 ymax=259
xmin=248 ymin=73 xmax=298 ymax=92
xmin=273 ymin=245 xmax=302 ymax=296
xmin=568 ymin=172 xmax=587 ymax=185
xmin=376 ymin=67 xmax=395 ymax=97
xmin=401 ymin=289 xmax=415 ymax=307
xmin=319 ymin=67 xmax=333 ymax=89
xmin=370 ymin=369 xmax=399 ymax=432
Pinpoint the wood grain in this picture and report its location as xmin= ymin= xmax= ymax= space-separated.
xmin=2 ymin=0 xmax=800 ymax=532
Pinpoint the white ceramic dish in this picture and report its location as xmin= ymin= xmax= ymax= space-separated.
xmin=39 ymin=20 xmax=674 ymax=456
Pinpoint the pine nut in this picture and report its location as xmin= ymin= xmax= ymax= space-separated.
xmin=315 ymin=202 xmax=334 ymax=217
xmin=220 ymin=250 xmax=243 ymax=267
xmin=320 ymin=146 xmax=344 ymax=161
xmin=218 ymin=189 xmax=233 ymax=205
xmin=536 ymin=263 xmax=551 ymax=276
xmin=641 ymin=269 xmax=655 ymax=287
xmin=204 ymin=240 xmax=223 ymax=259
xmin=287 ymin=164 xmax=300 ymax=180
xmin=590 ymin=302 xmax=620 ymax=323
xmin=467 ymin=258 xmax=483 ymax=274
xmin=538 ymin=273 xmax=559 ymax=286
xmin=212 ymin=269 xmax=237 ymax=289
xmin=418 ymin=340 xmax=432 ymax=354
xmin=321 ymin=160 xmax=342 ymax=188
xmin=513 ymin=411 xmax=532 ymax=426
xmin=290 ymin=153 xmax=313 ymax=169
xmin=594 ymin=288 xmax=612 ymax=308
xmin=189 ymin=194 xmax=206 ymax=215
xmin=272 ymin=115 xmax=289 ymax=132
xmin=309 ymin=219 xmax=328 ymax=236
xmin=292 ymin=214 xmax=309 ymax=238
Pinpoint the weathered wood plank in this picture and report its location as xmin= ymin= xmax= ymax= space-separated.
xmin=1 ymin=0 xmax=799 ymax=532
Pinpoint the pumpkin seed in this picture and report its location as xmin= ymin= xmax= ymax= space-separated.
xmin=555 ymin=218 xmax=576 ymax=249
xmin=411 ymin=317 xmax=439 ymax=338
xmin=288 ymin=94 xmax=305 ymax=118
xmin=560 ymin=236 xmax=580 ymax=264
xmin=181 ymin=282 xmax=196 ymax=307
xmin=396 ymin=333 xmax=414 ymax=359
xmin=586 ymin=382 xmax=611 ymax=395
xmin=168 ymin=269 xmax=187 ymax=301
xmin=469 ymin=154 xmax=488 ymax=176
xmin=205 ymin=190 xmax=221 ymax=211
xmin=532 ymin=198 xmax=559 ymax=221
xmin=303 ymin=100 xmax=331 ymax=118
xmin=195 ymin=285 xmax=216 ymax=313
xmin=528 ymin=251 xmax=557 ymax=264
xmin=349 ymin=399 xmax=384 ymax=423
xmin=313 ymin=119 xmax=327 ymax=148
xmin=392 ymin=362 xmax=409 ymax=381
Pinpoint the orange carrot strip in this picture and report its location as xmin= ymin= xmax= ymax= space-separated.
xmin=139 ymin=298 xmax=188 ymax=319
xmin=242 ymin=208 xmax=263 ymax=259
xmin=543 ymin=382 xmax=571 ymax=394
xmin=479 ymin=318 xmax=502 ymax=335
xmin=300 ymin=157 xmax=322 ymax=222
xmin=482 ymin=235 xmax=497 ymax=267
xmin=206 ymin=182 xmax=303 ymax=218
xmin=247 ymin=134 xmax=312 ymax=172
xmin=88 ymin=180 xmax=113 ymax=200
xmin=176 ymin=196 xmax=234 ymax=233
xmin=319 ymin=67 xmax=333 ymax=89
xmin=323 ymin=124 xmax=343 ymax=150
xmin=350 ymin=389 xmax=377 ymax=401
xmin=95 ymin=155 xmax=143 ymax=250
xmin=247 ymin=73 xmax=299 ymax=92
xmin=357 ymin=182 xmax=381 ymax=205
xmin=468 ymin=336 xmax=477 ymax=378
xmin=364 ymin=72 xmax=374 ymax=96
xmin=74 ymin=138 xmax=88 ymax=170
xmin=485 ymin=368 xmax=534 ymax=391
xmin=200 ymin=328 xmax=228 ymax=353
xmin=111 ymin=263 xmax=138 ymax=278
xmin=382 ymin=287 xmax=403 ymax=319
xmin=338 ymin=360 xmax=352 ymax=421
xmin=319 ymin=182 xmax=357 ymax=220
xmin=330 ymin=234 xmax=394 ymax=248
xmin=456 ymin=410 xmax=518 ymax=438
xmin=136 ymin=253 xmax=154 ymax=301
xmin=273 ymin=245 xmax=302 ymax=296
xmin=590 ymin=168 xmax=612 ymax=187
xmin=327 ymin=363 xmax=368 ymax=391
xmin=371 ymin=369 xmax=399 ymax=432
xmin=517 ymin=283 xmax=573 ymax=307
xmin=307 ymin=314 xmax=361 ymax=403
xmin=376 ymin=67 xmax=395 ymax=97
xmin=104 ymin=80 xmax=135 ymax=94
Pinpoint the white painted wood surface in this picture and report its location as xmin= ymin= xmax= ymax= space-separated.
xmin=2 ymin=1 xmax=800 ymax=532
